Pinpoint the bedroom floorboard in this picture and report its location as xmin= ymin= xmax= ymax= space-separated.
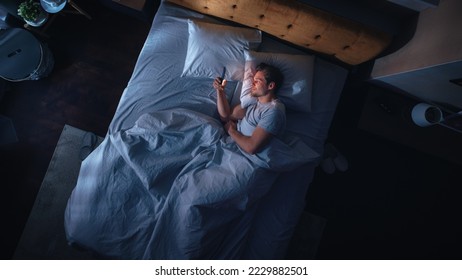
xmin=0 ymin=1 xmax=151 ymax=259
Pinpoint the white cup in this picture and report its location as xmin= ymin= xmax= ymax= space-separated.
xmin=411 ymin=103 xmax=443 ymax=127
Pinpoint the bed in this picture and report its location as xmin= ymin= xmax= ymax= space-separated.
xmin=64 ymin=0 xmax=391 ymax=259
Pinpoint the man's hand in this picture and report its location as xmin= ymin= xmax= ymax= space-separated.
xmin=224 ymin=120 xmax=237 ymax=135
xmin=226 ymin=123 xmax=273 ymax=155
xmin=214 ymin=77 xmax=232 ymax=123
xmin=213 ymin=77 xmax=227 ymax=94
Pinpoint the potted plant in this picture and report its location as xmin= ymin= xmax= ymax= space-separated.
xmin=17 ymin=0 xmax=48 ymax=27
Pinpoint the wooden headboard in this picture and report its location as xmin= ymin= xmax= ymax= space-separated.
xmin=166 ymin=0 xmax=391 ymax=65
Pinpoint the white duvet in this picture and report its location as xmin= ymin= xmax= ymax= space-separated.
xmin=64 ymin=108 xmax=318 ymax=259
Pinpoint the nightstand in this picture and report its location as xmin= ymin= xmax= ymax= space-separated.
xmin=358 ymin=85 xmax=462 ymax=165
xmin=23 ymin=0 xmax=91 ymax=38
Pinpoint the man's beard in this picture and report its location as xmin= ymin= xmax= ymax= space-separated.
xmin=250 ymin=90 xmax=264 ymax=98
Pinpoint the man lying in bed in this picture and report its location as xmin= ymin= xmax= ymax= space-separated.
xmin=213 ymin=63 xmax=285 ymax=155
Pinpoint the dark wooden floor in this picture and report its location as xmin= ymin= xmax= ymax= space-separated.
xmin=1 ymin=1 xmax=461 ymax=260
xmin=0 ymin=1 xmax=151 ymax=259
xmin=308 ymin=83 xmax=462 ymax=259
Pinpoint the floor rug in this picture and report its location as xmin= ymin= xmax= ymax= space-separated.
xmin=13 ymin=125 xmax=103 ymax=259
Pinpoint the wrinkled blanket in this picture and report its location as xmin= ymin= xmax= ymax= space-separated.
xmin=64 ymin=109 xmax=318 ymax=259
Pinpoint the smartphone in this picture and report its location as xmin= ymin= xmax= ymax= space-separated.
xmin=219 ymin=66 xmax=226 ymax=83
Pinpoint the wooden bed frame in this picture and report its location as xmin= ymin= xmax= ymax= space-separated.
xmin=166 ymin=0 xmax=391 ymax=65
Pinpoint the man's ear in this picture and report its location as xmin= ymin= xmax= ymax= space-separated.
xmin=268 ymin=81 xmax=275 ymax=90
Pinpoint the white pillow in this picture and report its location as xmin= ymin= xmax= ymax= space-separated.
xmin=181 ymin=20 xmax=262 ymax=81
xmin=241 ymin=50 xmax=315 ymax=112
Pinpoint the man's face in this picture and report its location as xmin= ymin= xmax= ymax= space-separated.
xmin=250 ymin=71 xmax=268 ymax=98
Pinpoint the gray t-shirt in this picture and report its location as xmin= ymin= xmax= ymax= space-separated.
xmin=238 ymin=99 xmax=286 ymax=137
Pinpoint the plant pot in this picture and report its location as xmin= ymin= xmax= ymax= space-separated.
xmin=24 ymin=9 xmax=48 ymax=27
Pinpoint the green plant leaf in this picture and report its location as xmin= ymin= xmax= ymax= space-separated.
xmin=17 ymin=0 xmax=42 ymax=21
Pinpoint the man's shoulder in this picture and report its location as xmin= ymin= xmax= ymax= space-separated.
xmin=256 ymin=100 xmax=286 ymax=120
xmin=273 ymin=99 xmax=285 ymax=110
xmin=256 ymin=99 xmax=284 ymax=108
xmin=264 ymin=99 xmax=285 ymax=113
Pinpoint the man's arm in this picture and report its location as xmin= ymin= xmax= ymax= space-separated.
xmin=226 ymin=122 xmax=272 ymax=155
xmin=214 ymin=77 xmax=231 ymax=122
xmin=230 ymin=104 xmax=246 ymax=121
xmin=214 ymin=77 xmax=246 ymax=122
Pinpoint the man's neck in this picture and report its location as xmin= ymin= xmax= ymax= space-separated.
xmin=257 ymin=92 xmax=276 ymax=103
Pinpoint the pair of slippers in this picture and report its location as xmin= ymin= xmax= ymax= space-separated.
xmin=320 ymin=143 xmax=349 ymax=174
xmin=79 ymin=132 xmax=98 ymax=161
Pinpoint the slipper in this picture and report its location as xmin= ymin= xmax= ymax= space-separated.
xmin=333 ymin=152 xmax=349 ymax=172
xmin=325 ymin=143 xmax=349 ymax=172
xmin=79 ymin=132 xmax=97 ymax=161
xmin=320 ymin=143 xmax=336 ymax=174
